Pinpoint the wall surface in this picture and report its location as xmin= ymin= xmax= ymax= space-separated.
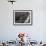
xmin=0 ymin=0 xmax=46 ymax=42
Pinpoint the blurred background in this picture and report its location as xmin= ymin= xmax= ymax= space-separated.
xmin=0 ymin=0 xmax=46 ymax=43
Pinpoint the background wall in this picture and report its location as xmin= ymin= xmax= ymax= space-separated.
xmin=0 ymin=0 xmax=46 ymax=42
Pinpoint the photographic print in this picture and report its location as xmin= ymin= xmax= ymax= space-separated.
xmin=13 ymin=10 xmax=32 ymax=25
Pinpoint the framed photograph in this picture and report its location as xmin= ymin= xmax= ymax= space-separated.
xmin=13 ymin=10 xmax=32 ymax=25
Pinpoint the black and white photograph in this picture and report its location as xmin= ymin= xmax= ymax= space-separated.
xmin=13 ymin=10 xmax=32 ymax=25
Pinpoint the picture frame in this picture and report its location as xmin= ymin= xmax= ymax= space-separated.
xmin=13 ymin=10 xmax=33 ymax=26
